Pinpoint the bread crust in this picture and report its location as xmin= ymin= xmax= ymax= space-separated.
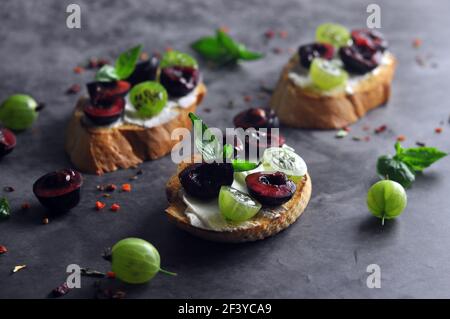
xmin=165 ymin=159 xmax=312 ymax=243
xmin=65 ymin=83 xmax=206 ymax=174
xmin=270 ymin=54 xmax=396 ymax=129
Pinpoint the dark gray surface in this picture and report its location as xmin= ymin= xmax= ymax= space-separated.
xmin=0 ymin=0 xmax=449 ymax=299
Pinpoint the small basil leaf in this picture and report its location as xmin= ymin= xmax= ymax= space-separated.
xmin=216 ymin=30 xmax=240 ymax=59
xmin=232 ymin=159 xmax=260 ymax=172
xmin=189 ymin=112 xmax=220 ymax=161
xmin=191 ymin=37 xmax=228 ymax=61
xmin=95 ymin=65 xmax=119 ymax=82
xmin=115 ymin=44 xmax=142 ymax=80
xmin=394 ymin=142 xmax=447 ymax=172
xmin=237 ymin=44 xmax=264 ymax=61
xmin=377 ymin=155 xmax=415 ymax=188
xmin=0 ymin=197 xmax=11 ymax=220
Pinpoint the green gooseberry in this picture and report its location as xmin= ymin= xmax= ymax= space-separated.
xmin=111 ymin=238 xmax=176 ymax=284
xmin=367 ymin=180 xmax=407 ymax=225
xmin=0 ymin=94 xmax=39 ymax=130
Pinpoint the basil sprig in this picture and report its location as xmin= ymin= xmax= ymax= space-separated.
xmin=0 ymin=197 xmax=10 ymax=220
xmin=192 ymin=30 xmax=263 ymax=65
xmin=188 ymin=112 xmax=257 ymax=171
xmin=95 ymin=44 xmax=142 ymax=82
xmin=377 ymin=142 xmax=447 ymax=188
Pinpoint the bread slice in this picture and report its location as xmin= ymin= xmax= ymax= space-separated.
xmin=165 ymin=160 xmax=312 ymax=243
xmin=65 ymin=83 xmax=206 ymax=174
xmin=270 ymin=53 xmax=396 ymax=129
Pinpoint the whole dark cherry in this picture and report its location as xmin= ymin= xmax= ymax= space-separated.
xmin=0 ymin=128 xmax=16 ymax=159
xmin=233 ymin=108 xmax=279 ymax=130
xmin=33 ymin=169 xmax=83 ymax=213
xmin=160 ymin=66 xmax=199 ymax=97
xmin=179 ymin=163 xmax=233 ymax=200
xmin=246 ymin=172 xmax=296 ymax=206
xmin=298 ymin=43 xmax=334 ymax=68
xmin=127 ymin=55 xmax=159 ymax=86
xmin=339 ymin=45 xmax=382 ymax=74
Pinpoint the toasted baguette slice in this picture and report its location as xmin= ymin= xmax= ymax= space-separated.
xmin=165 ymin=160 xmax=312 ymax=243
xmin=65 ymin=83 xmax=206 ymax=174
xmin=270 ymin=53 xmax=396 ymax=129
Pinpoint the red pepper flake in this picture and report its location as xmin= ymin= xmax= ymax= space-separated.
xmin=364 ymin=136 xmax=371 ymax=142
xmin=21 ymin=202 xmax=31 ymax=210
xmin=121 ymin=184 xmax=131 ymax=192
xmin=396 ymin=135 xmax=406 ymax=142
xmin=0 ymin=245 xmax=7 ymax=254
xmin=52 ymin=282 xmax=71 ymax=297
xmin=264 ymin=30 xmax=275 ymax=39
xmin=66 ymin=84 xmax=81 ymax=95
xmin=412 ymin=38 xmax=422 ymax=48
xmin=106 ymin=271 xmax=116 ymax=279
xmin=110 ymin=203 xmax=120 ymax=212
xmin=272 ymin=47 xmax=283 ymax=54
xmin=73 ymin=66 xmax=84 ymax=74
xmin=106 ymin=184 xmax=117 ymax=192
xmin=43 ymin=217 xmax=49 ymax=225
xmin=279 ymin=30 xmax=288 ymax=39
xmin=243 ymin=95 xmax=252 ymax=103
xmin=219 ymin=25 xmax=230 ymax=33
xmin=374 ymin=125 xmax=387 ymax=134
xmin=435 ymin=127 xmax=443 ymax=134
xmin=95 ymin=201 xmax=106 ymax=211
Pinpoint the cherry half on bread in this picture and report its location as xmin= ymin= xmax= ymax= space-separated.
xmin=33 ymin=169 xmax=82 ymax=213
xmin=83 ymin=80 xmax=130 ymax=125
xmin=298 ymin=43 xmax=334 ymax=68
xmin=160 ymin=66 xmax=199 ymax=97
xmin=0 ymin=128 xmax=16 ymax=159
xmin=179 ymin=163 xmax=234 ymax=200
xmin=246 ymin=172 xmax=296 ymax=206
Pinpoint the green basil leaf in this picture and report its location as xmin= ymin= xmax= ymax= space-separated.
xmin=191 ymin=37 xmax=228 ymax=61
xmin=115 ymin=44 xmax=142 ymax=80
xmin=223 ymin=144 xmax=234 ymax=159
xmin=377 ymin=155 xmax=415 ymax=188
xmin=394 ymin=142 xmax=447 ymax=172
xmin=0 ymin=197 xmax=10 ymax=220
xmin=95 ymin=65 xmax=119 ymax=82
xmin=189 ymin=112 xmax=220 ymax=161
xmin=232 ymin=159 xmax=260 ymax=172
xmin=216 ymin=30 xmax=240 ymax=59
xmin=237 ymin=44 xmax=264 ymax=61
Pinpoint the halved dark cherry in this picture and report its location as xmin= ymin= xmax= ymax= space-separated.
xmin=351 ymin=29 xmax=387 ymax=53
xmin=298 ymin=43 xmax=334 ymax=68
xmin=87 ymin=80 xmax=131 ymax=105
xmin=233 ymin=108 xmax=279 ymax=130
xmin=179 ymin=163 xmax=233 ymax=200
xmin=126 ymin=55 xmax=159 ymax=86
xmin=0 ymin=128 xmax=16 ymax=159
xmin=339 ymin=45 xmax=382 ymax=74
xmin=33 ymin=169 xmax=83 ymax=213
xmin=160 ymin=66 xmax=199 ymax=97
xmin=246 ymin=172 xmax=296 ymax=206
xmin=83 ymin=97 xmax=125 ymax=126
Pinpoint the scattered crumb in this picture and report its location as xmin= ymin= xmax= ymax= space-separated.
xmin=66 ymin=84 xmax=81 ymax=94
xmin=73 ymin=66 xmax=84 ymax=74
xmin=279 ymin=30 xmax=288 ymax=39
xmin=396 ymin=135 xmax=406 ymax=142
xmin=412 ymin=38 xmax=422 ymax=48
xmin=12 ymin=265 xmax=27 ymax=273
xmin=435 ymin=127 xmax=443 ymax=134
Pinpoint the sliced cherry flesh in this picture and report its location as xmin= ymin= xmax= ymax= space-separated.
xmin=246 ymin=172 xmax=296 ymax=206
xmin=179 ymin=163 xmax=234 ymax=200
xmin=339 ymin=45 xmax=382 ymax=74
xmin=160 ymin=66 xmax=199 ymax=97
xmin=244 ymin=130 xmax=285 ymax=161
xmin=126 ymin=56 xmax=159 ymax=86
xmin=33 ymin=169 xmax=83 ymax=212
xmin=0 ymin=128 xmax=16 ymax=159
xmin=83 ymin=97 xmax=125 ymax=125
xmin=87 ymin=80 xmax=130 ymax=106
xmin=298 ymin=43 xmax=334 ymax=68
xmin=351 ymin=29 xmax=387 ymax=53
xmin=233 ymin=108 xmax=280 ymax=130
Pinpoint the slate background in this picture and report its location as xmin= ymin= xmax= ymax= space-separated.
xmin=0 ymin=0 xmax=449 ymax=299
